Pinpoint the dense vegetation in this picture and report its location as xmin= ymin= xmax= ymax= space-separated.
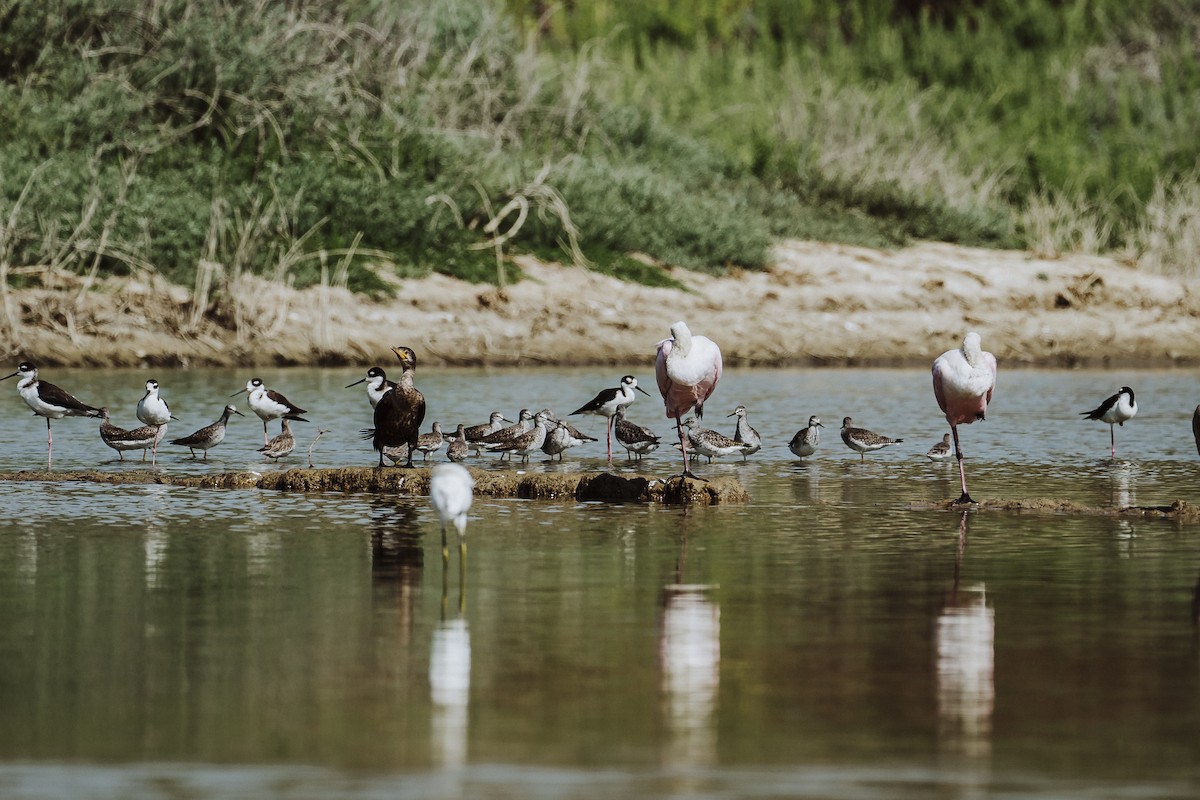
xmin=1 ymin=0 xmax=1197 ymax=303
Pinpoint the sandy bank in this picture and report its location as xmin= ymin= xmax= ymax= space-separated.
xmin=4 ymin=240 xmax=1198 ymax=368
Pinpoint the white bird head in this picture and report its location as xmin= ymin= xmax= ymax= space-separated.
xmin=669 ymin=321 xmax=693 ymax=354
xmin=961 ymin=332 xmax=984 ymax=367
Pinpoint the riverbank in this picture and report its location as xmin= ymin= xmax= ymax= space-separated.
xmin=4 ymin=240 xmax=1198 ymax=368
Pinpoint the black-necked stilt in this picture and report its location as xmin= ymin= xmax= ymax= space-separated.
xmin=727 ymin=404 xmax=761 ymax=460
xmin=925 ymin=433 xmax=953 ymax=462
xmin=679 ymin=416 xmax=753 ymax=463
xmin=840 ymin=417 xmax=904 ymax=462
xmin=2 ymin=362 xmax=102 ymax=465
xmin=484 ymin=410 xmax=551 ymax=464
xmin=345 ymin=366 xmax=397 ymax=409
xmin=136 ymin=379 xmax=177 ymax=460
xmin=231 ymin=377 xmax=308 ymax=445
xmin=570 ymin=375 xmax=651 ymax=463
xmin=98 ymin=408 xmax=164 ymax=462
xmin=788 ymin=415 xmax=823 ymax=459
xmin=430 ymin=462 xmax=474 ymax=562
xmin=540 ymin=411 xmax=597 ymax=461
xmin=170 ymin=404 xmax=243 ymax=459
xmin=932 ymin=331 xmax=998 ymax=503
xmin=1193 ymin=405 xmax=1200 ymax=458
xmin=371 ymin=346 xmax=425 ymax=468
xmin=446 ymin=424 xmax=469 ymax=462
xmin=416 ymin=421 xmax=447 ymax=461
xmin=258 ymin=418 xmax=295 ymax=461
xmin=1080 ymin=386 xmax=1137 ymax=459
xmin=656 ymin=321 xmax=723 ymax=477
xmin=613 ymin=406 xmax=660 ymax=461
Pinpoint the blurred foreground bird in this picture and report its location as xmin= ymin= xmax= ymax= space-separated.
xmin=430 ymin=462 xmax=474 ymax=563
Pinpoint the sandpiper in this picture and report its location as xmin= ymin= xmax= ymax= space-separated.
xmin=613 ymin=406 xmax=660 ymax=461
xmin=680 ymin=416 xmax=754 ymax=463
xmin=345 ymin=366 xmax=396 ymax=409
xmin=485 ymin=410 xmax=551 ymax=463
xmin=232 ymin=378 xmax=308 ymax=445
xmin=98 ymin=408 xmax=164 ymax=461
xmin=371 ymin=346 xmax=426 ymax=468
xmin=788 ymin=416 xmax=823 ymax=459
xmin=416 ymin=421 xmax=447 ymax=461
xmin=840 ymin=417 xmax=903 ymax=461
xmin=475 ymin=409 xmax=534 ymax=460
xmin=170 ymin=404 xmax=244 ymax=459
xmin=925 ymin=433 xmax=953 ymax=462
xmin=727 ymin=405 xmax=761 ymax=460
xmin=258 ymin=418 xmax=296 ymax=461
xmin=1080 ymin=386 xmax=1137 ymax=459
xmin=446 ymin=424 xmax=470 ymax=463
xmin=570 ymin=375 xmax=651 ymax=462
xmin=2 ymin=362 xmax=102 ymax=464
xmin=461 ymin=411 xmax=512 ymax=455
xmin=541 ymin=411 xmax=597 ymax=461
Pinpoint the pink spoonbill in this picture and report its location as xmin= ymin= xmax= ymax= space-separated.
xmin=655 ymin=321 xmax=723 ymax=478
xmin=932 ymin=332 xmax=997 ymax=504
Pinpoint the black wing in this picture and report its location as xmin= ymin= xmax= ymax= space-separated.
xmin=39 ymin=380 xmax=101 ymax=416
xmin=570 ymin=387 xmax=617 ymax=415
xmin=1080 ymin=392 xmax=1119 ymax=420
xmin=373 ymin=386 xmax=425 ymax=453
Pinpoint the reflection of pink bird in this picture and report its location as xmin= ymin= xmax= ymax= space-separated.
xmin=656 ymin=321 xmax=723 ymax=477
xmin=932 ymin=332 xmax=997 ymax=504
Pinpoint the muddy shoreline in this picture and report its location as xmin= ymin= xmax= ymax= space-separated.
xmin=3 ymin=240 xmax=1198 ymax=368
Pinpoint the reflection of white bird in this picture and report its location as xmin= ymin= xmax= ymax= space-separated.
xmin=429 ymin=618 xmax=471 ymax=769
xmin=661 ymin=587 xmax=720 ymax=767
xmin=431 ymin=463 xmax=474 ymax=562
xmin=936 ymin=583 xmax=995 ymax=757
xmin=656 ymin=321 xmax=723 ymax=478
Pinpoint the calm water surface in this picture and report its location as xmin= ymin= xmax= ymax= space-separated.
xmin=1 ymin=367 xmax=1199 ymax=799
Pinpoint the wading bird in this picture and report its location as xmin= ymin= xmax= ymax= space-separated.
xmin=370 ymin=346 xmax=425 ymax=468
xmin=232 ymin=378 xmax=308 ymax=445
xmin=840 ymin=417 xmax=904 ymax=462
xmin=2 ymin=362 xmax=102 ymax=466
xmin=1080 ymin=386 xmax=1137 ymax=460
xmin=727 ymin=405 xmax=761 ymax=460
xmin=430 ymin=462 xmax=474 ymax=563
xmin=788 ymin=416 xmax=823 ymax=460
xmin=655 ymin=321 xmax=723 ymax=478
xmin=258 ymin=418 xmax=295 ymax=462
xmin=170 ymin=404 xmax=243 ymax=459
xmin=932 ymin=331 xmax=998 ymax=504
xmin=136 ymin=379 xmax=177 ymax=460
xmin=346 ymin=366 xmax=396 ymax=409
xmin=570 ymin=375 xmax=650 ymax=462
xmin=99 ymin=408 xmax=163 ymax=461
xmin=925 ymin=433 xmax=953 ymax=462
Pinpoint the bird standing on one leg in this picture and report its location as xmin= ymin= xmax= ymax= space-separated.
xmin=932 ymin=331 xmax=997 ymax=505
xmin=2 ymin=362 xmax=102 ymax=467
xmin=1080 ymin=386 xmax=1137 ymax=460
xmin=371 ymin=346 xmax=425 ymax=468
xmin=655 ymin=321 xmax=723 ymax=479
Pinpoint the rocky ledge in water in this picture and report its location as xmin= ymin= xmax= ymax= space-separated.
xmin=919 ymin=497 xmax=1200 ymax=522
xmin=0 ymin=468 xmax=749 ymax=505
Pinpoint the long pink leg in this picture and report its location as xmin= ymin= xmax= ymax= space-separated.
xmin=46 ymin=419 xmax=53 ymax=468
xmin=676 ymin=417 xmax=689 ymax=474
xmin=950 ymin=424 xmax=973 ymax=504
xmin=605 ymin=416 xmax=614 ymax=462
xmin=1110 ymin=424 xmax=1116 ymax=460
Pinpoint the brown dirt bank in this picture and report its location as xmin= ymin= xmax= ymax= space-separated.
xmin=0 ymin=467 xmax=749 ymax=505
xmin=4 ymin=240 xmax=1199 ymax=368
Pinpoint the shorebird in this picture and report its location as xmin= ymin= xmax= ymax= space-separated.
xmin=656 ymin=321 xmax=723 ymax=478
xmin=932 ymin=331 xmax=997 ymax=503
xmin=345 ymin=366 xmax=396 ymax=409
xmin=136 ymin=379 xmax=177 ymax=459
xmin=98 ymin=408 xmax=164 ymax=461
xmin=2 ymin=362 xmax=102 ymax=465
xmin=540 ymin=412 xmax=597 ymax=461
xmin=840 ymin=417 xmax=903 ymax=461
xmin=170 ymin=404 xmax=243 ymax=459
xmin=788 ymin=416 xmax=823 ymax=459
xmin=446 ymin=424 xmax=470 ymax=463
xmin=461 ymin=411 xmax=512 ymax=456
xmin=1080 ymin=386 xmax=1137 ymax=459
xmin=925 ymin=433 xmax=953 ymax=462
xmin=679 ymin=416 xmax=754 ymax=463
xmin=232 ymin=378 xmax=308 ymax=445
xmin=1194 ymin=405 xmax=1200 ymax=458
xmin=370 ymin=346 xmax=426 ymax=468
xmin=258 ymin=418 xmax=295 ymax=461
xmin=430 ymin=462 xmax=474 ymax=562
xmin=416 ymin=421 xmax=447 ymax=461
xmin=570 ymin=375 xmax=650 ymax=462
xmin=485 ymin=410 xmax=551 ymax=463
xmin=614 ymin=406 xmax=660 ymax=461
xmin=474 ymin=409 xmax=533 ymax=460
xmin=727 ymin=405 xmax=761 ymax=460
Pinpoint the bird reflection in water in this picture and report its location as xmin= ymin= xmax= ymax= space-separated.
xmin=660 ymin=528 xmax=720 ymax=770
xmin=936 ymin=511 xmax=995 ymax=760
xmin=430 ymin=571 xmax=470 ymax=771
xmin=370 ymin=502 xmax=423 ymax=644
